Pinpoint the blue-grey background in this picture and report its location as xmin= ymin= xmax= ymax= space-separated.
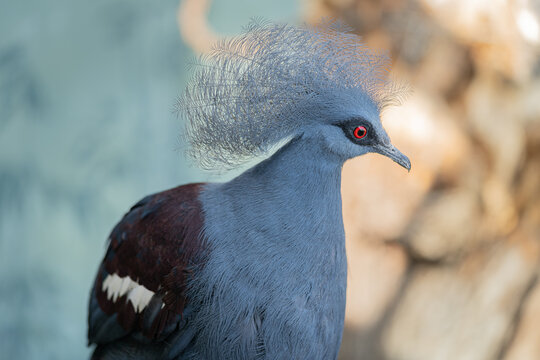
xmin=0 ymin=1 xmax=298 ymax=358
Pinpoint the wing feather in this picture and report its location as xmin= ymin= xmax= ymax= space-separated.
xmin=88 ymin=183 xmax=206 ymax=357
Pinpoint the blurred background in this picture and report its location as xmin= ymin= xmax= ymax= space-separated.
xmin=1 ymin=0 xmax=539 ymax=359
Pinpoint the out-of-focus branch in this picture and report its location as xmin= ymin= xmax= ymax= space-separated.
xmin=177 ymin=0 xmax=219 ymax=54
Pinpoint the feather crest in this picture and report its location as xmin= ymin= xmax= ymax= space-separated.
xmin=178 ymin=20 xmax=404 ymax=170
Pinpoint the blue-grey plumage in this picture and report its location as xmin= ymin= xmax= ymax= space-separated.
xmin=88 ymin=20 xmax=410 ymax=359
xmin=190 ymin=136 xmax=348 ymax=359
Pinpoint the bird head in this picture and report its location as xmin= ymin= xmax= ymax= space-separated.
xmin=179 ymin=20 xmax=410 ymax=171
xmin=299 ymin=87 xmax=410 ymax=170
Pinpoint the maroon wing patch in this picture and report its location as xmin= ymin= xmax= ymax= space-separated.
xmin=88 ymin=183 xmax=206 ymax=345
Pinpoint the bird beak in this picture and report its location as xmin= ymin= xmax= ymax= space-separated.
xmin=375 ymin=144 xmax=411 ymax=171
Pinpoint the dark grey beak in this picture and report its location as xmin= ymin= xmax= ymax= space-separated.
xmin=375 ymin=144 xmax=411 ymax=171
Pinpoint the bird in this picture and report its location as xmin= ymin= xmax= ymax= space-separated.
xmin=87 ymin=20 xmax=410 ymax=360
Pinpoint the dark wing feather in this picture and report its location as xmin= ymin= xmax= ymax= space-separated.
xmin=88 ymin=183 xmax=206 ymax=358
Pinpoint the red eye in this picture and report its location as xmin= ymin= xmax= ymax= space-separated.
xmin=353 ymin=126 xmax=367 ymax=139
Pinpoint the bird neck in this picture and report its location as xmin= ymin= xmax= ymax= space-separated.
xmin=202 ymin=136 xmax=345 ymax=248
xmin=242 ymin=135 xmax=344 ymax=204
